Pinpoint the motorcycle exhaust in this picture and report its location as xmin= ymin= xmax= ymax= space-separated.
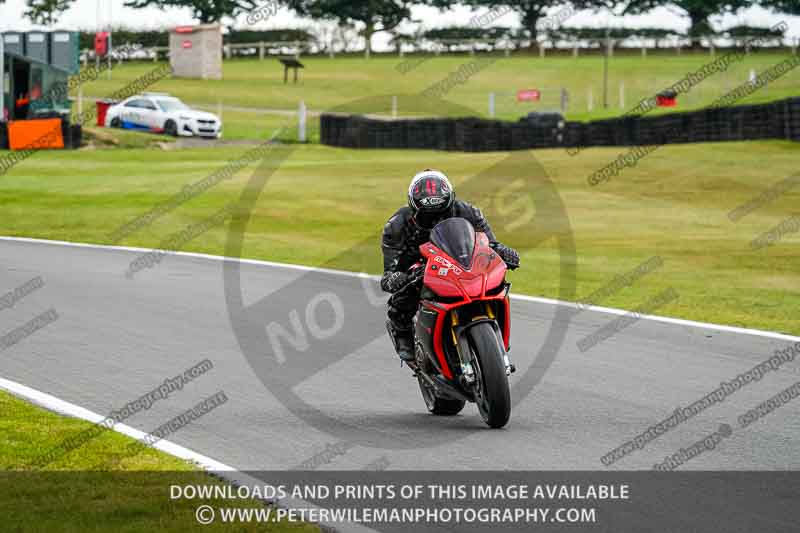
xmin=417 ymin=371 xmax=472 ymax=403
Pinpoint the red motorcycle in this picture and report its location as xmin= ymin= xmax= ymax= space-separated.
xmin=391 ymin=217 xmax=517 ymax=428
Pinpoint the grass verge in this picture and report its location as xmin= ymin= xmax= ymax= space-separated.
xmin=0 ymin=389 xmax=318 ymax=532
xmin=73 ymin=54 xmax=800 ymax=122
xmin=0 ymin=140 xmax=797 ymax=335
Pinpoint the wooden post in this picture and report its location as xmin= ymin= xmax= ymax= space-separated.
xmin=641 ymin=46 xmax=646 ymax=58
xmin=588 ymin=87 xmax=593 ymax=112
xmin=709 ymin=40 xmax=715 ymax=56
xmin=0 ymin=41 xmax=3 ymax=123
xmin=602 ymin=32 xmax=610 ymax=109
xmin=573 ymin=42 xmax=579 ymax=58
xmin=298 ymin=101 xmax=306 ymax=142
xmin=391 ymin=95 xmax=397 ymax=119
xmin=619 ymin=81 xmax=625 ymax=109
xmin=539 ymin=44 xmax=545 ymax=58
xmin=294 ymin=40 xmax=300 ymax=60
xmin=488 ymin=92 xmax=495 ymax=118
xmin=259 ymin=41 xmax=265 ymax=61
xmin=470 ymin=40 xmax=475 ymax=56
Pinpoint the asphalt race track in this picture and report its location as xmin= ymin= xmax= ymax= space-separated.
xmin=1 ymin=237 xmax=799 ymax=471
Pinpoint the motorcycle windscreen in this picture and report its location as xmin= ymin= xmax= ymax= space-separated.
xmin=430 ymin=217 xmax=476 ymax=269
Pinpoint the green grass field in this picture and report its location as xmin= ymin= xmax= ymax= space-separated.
xmin=1 ymin=139 xmax=797 ymax=335
xmin=74 ymin=53 xmax=800 ymax=132
xmin=0 ymin=390 xmax=317 ymax=532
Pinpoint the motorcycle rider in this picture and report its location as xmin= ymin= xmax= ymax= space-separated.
xmin=381 ymin=169 xmax=520 ymax=362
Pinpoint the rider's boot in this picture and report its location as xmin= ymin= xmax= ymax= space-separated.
xmin=386 ymin=320 xmax=415 ymax=363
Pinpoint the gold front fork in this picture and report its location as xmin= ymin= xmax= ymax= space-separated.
xmin=450 ymin=311 xmax=459 ymax=345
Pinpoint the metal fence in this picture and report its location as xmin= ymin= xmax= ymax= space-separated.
xmin=79 ymin=32 xmax=800 ymax=66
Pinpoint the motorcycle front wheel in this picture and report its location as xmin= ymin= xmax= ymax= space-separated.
xmin=468 ymin=322 xmax=511 ymax=428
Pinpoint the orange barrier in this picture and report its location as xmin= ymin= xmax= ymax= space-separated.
xmin=7 ymin=119 xmax=65 ymax=151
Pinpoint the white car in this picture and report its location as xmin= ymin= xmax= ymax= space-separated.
xmin=104 ymin=93 xmax=222 ymax=138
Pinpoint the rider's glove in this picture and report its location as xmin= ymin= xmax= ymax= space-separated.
xmin=493 ymin=243 xmax=520 ymax=270
xmin=381 ymin=271 xmax=410 ymax=293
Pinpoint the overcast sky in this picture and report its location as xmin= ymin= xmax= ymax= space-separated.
xmin=1 ymin=0 xmax=798 ymax=47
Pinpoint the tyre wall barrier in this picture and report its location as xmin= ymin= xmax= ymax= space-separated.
xmin=321 ymin=97 xmax=800 ymax=152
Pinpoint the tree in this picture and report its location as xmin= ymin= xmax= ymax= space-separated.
xmin=758 ymin=0 xmax=800 ymax=15
xmin=283 ymin=0 xmax=415 ymax=58
xmin=24 ymin=0 xmax=74 ymax=25
xmin=624 ymin=0 xmax=754 ymax=42
xmin=124 ymin=0 xmax=260 ymax=24
xmin=432 ymin=1 xmax=614 ymax=51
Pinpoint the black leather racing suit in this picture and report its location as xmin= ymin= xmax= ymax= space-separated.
xmin=380 ymin=200 xmax=499 ymax=331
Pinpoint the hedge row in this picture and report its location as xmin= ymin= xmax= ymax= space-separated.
xmin=320 ymin=97 xmax=800 ymax=152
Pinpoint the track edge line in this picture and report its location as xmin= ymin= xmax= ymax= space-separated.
xmin=1 ymin=235 xmax=797 ymax=342
xmin=0 ymin=374 xmax=368 ymax=533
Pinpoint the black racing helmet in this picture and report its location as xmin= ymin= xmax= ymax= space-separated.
xmin=407 ymin=169 xmax=455 ymax=229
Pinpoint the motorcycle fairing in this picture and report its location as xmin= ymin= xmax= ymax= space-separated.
xmin=420 ymin=231 xmax=507 ymax=300
xmin=416 ymin=231 xmax=511 ymax=380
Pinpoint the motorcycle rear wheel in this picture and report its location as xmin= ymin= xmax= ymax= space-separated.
xmin=417 ymin=376 xmax=466 ymax=416
xmin=468 ymin=322 xmax=511 ymax=428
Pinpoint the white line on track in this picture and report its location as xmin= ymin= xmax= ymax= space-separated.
xmin=0 ymin=375 xmax=235 ymax=471
xmin=1 ymin=235 xmax=798 ymax=342
xmin=0 ymin=374 xmax=374 ymax=533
